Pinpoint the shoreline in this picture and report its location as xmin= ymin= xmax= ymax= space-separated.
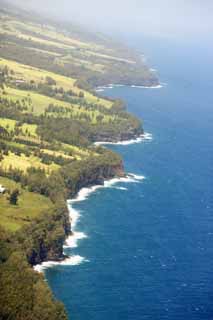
xmin=34 ymin=173 xmax=146 ymax=273
xmin=94 ymin=132 xmax=153 ymax=146
xmin=95 ymin=83 xmax=164 ymax=92
xmin=33 ymin=94 xmax=154 ymax=274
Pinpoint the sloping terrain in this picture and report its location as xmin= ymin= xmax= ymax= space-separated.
xmin=0 ymin=3 xmax=151 ymax=320
xmin=0 ymin=2 xmax=158 ymax=87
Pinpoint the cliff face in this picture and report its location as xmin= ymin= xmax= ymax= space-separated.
xmin=92 ymin=126 xmax=143 ymax=143
xmin=61 ymin=151 xmax=125 ymax=198
xmin=24 ymin=153 xmax=124 ymax=266
xmin=72 ymin=161 xmax=124 ymax=194
xmin=17 ymin=205 xmax=71 ymax=266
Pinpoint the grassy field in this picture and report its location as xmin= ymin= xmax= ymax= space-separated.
xmin=0 ymin=16 xmax=128 ymax=63
xmin=3 ymin=85 xmax=80 ymax=114
xmin=0 ymin=151 xmax=59 ymax=173
xmin=61 ymin=142 xmax=99 ymax=160
xmin=0 ymin=118 xmax=16 ymax=132
xmin=41 ymin=148 xmax=74 ymax=160
xmin=0 ymin=11 xmax=137 ymax=194
xmin=0 ymin=57 xmax=112 ymax=108
xmin=0 ymin=176 xmax=54 ymax=232
xmin=0 ymin=139 xmax=26 ymax=150
xmin=2 ymin=85 xmax=115 ymax=123
xmin=21 ymin=123 xmax=38 ymax=137
xmin=0 ymin=118 xmax=38 ymax=137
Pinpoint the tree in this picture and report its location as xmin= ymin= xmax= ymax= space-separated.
xmin=9 ymin=189 xmax=20 ymax=205
xmin=45 ymin=76 xmax=56 ymax=86
xmin=79 ymin=91 xmax=84 ymax=98
xmin=0 ymin=252 xmax=68 ymax=320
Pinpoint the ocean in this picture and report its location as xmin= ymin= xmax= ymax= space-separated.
xmin=43 ymin=36 xmax=213 ymax=320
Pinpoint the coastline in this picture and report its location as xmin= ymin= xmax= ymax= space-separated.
xmin=32 ymin=82 xmax=154 ymax=273
xmin=34 ymin=169 xmax=147 ymax=273
xmin=34 ymin=124 xmax=154 ymax=274
xmin=94 ymin=132 xmax=153 ymax=146
xmin=95 ymin=83 xmax=164 ymax=92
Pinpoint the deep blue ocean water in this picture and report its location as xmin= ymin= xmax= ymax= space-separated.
xmin=45 ymin=37 xmax=213 ymax=320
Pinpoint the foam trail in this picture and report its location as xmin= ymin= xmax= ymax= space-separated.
xmin=95 ymin=89 xmax=104 ymax=92
xmin=34 ymin=255 xmax=89 ymax=273
xmin=129 ymin=173 xmax=146 ymax=181
xmin=131 ymin=84 xmax=163 ymax=89
xmin=94 ymin=132 xmax=153 ymax=146
xmin=114 ymin=186 xmax=128 ymax=191
xmin=96 ymin=82 xmax=164 ymax=91
xmin=96 ymin=84 xmax=125 ymax=91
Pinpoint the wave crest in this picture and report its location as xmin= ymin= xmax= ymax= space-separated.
xmin=34 ymin=255 xmax=89 ymax=273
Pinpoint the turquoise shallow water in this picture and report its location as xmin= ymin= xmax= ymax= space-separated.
xmin=45 ymin=37 xmax=213 ymax=320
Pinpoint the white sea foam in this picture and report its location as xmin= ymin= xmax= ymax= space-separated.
xmin=94 ymin=132 xmax=153 ymax=146
xmin=63 ymin=174 xmax=145 ymax=252
xmin=108 ymin=84 xmax=125 ymax=88
xmin=64 ymin=231 xmax=87 ymax=249
xmin=34 ymin=255 xmax=89 ymax=273
xmin=129 ymin=174 xmax=146 ymax=181
xmin=114 ymin=186 xmax=128 ymax=191
xmin=96 ymin=82 xmax=164 ymax=91
xmin=95 ymin=89 xmax=104 ymax=92
xmin=131 ymin=84 xmax=163 ymax=89
xmin=96 ymin=84 xmax=125 ymax=91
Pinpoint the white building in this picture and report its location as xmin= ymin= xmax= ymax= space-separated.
xmin=0 ymin=185 xmax=6 ymax=194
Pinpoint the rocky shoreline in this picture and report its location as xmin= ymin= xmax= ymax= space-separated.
xmin=30 ymin=128 xmax=148 ymax=268
xmin=30 ymin=149 xmax=126 ymax=267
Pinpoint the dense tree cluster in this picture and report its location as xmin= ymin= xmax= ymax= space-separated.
xmin=0 ymin=250 xmax=68 ymax=320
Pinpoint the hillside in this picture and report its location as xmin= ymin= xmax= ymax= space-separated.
xmin=0 ymin=3 xmax=152 ymax=320
xmin=0 ymin=1 xmax=158 ymax=88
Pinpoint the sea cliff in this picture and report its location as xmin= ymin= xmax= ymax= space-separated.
xmin=23 ymin=150 xmax=125 ymax=266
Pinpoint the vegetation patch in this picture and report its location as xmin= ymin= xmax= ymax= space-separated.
xmin=0 ymin=176 xmax=54 ymax=232
xmin=0 ymin=151 xmax=59 ymax=173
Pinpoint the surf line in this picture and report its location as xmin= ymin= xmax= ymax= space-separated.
xmin=94 ymin=132 xmax=153 ymax=146
xmin=34 ymin=173 xmax=145 ymax=273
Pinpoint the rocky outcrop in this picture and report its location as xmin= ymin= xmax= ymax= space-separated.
xmin=93 ymin=128 xmax=143 ymax=143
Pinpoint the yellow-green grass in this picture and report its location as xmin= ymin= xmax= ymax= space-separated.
xmin=15 ymin=135 xmax=41 ymax=146
xmin=61 ymin=143 xmax=99 ymax=160
xmin=28 ymin=47 xmax=62 ymax=57
xmin=0 ymin=139 xmax=27 ymax=151
xmin=41 ymin=148 xmax=74 ymax=160
xmin=0 ymin=118 xmax=38 ymax=137
xmin=84 ymin=49 xmax=135 ymax=64
xmin=2 ymin=86 xmax=115 ymax=123
xmin=0 ymin=28 xmax=75 ymax=51
xmin=0 ymin=151 xmax=59 ymax=173
xmin=1 ymin=20 xmax=132 ymax=64
xmin=0 ymin=118 xmax=16 ymax=132
xmin=60 ymin=55 xmax=105 ymax=73
xmin=21 ymin=123 xmax=38 ymax=137
xmin=3 ymin=85 xmax=76 ymax=115
xmin=0 ymin=176 xmax=54 ymax=232
xmin=0 ymin=17 xmax=102 ymax=50
xmin=0 ymin=57 xmax=112 ymax=108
